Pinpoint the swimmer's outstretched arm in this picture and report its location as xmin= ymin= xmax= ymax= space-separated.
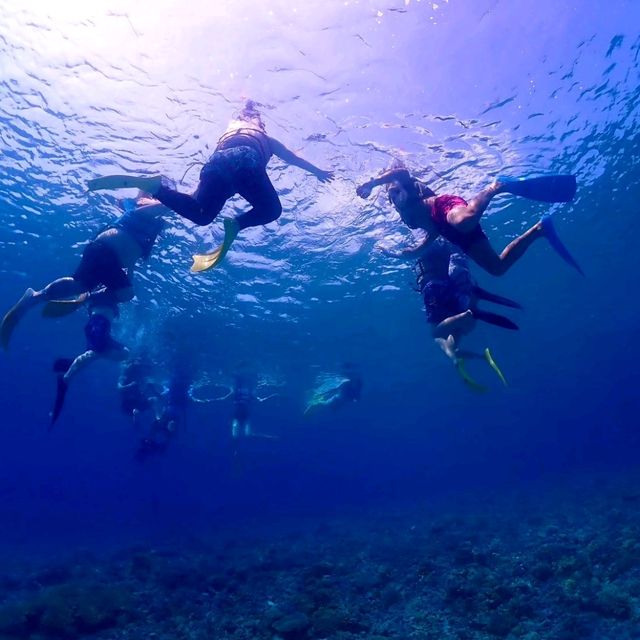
xmin=268 ymin=137 xmax=334 ymax=182
xmin=380 ymin=233 xmax=436 ymax=260
xmin=256 ymin=393 xmax=278 ymax=403
xmin=356 ymin=168 xmax=413 ymax=198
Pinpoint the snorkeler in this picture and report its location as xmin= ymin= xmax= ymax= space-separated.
xmin=1 ymin=195 xmax=167 ymax=350
xmin=304 ymin=363 xmax=363 ymax=415
xmin=51 ymin=300 xmax=128 ymax=426
xmin=416 ymin=238 xmax=520 ymax=390
xmin=356 ymin=166 xmax=584 ymax=276
xmin=192 ymin=364 xmax=278 ymax=439
xmin=118 ymin=355 xmax=158 ymax=426
xmin=135 ymin=369 xmax=191 ymax=461
xmin=87 ymin=99 xmax=334 ymax=271
xmin=230 ymin=368 xmax=279 ymax=440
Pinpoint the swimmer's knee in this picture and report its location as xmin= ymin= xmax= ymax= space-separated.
xmin=264 ymin=199 xmax=282 ymax=224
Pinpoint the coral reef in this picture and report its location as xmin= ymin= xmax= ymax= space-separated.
xmin=1 ymin=474 xmax=640 ymax=639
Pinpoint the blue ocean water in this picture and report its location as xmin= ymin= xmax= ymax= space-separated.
xmin=1 ymin=1 xmax=640 ymax=637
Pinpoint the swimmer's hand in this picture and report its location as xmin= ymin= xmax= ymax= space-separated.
xmin=356 ymin=181 xmax=374 ymax=199
xmin=315 ymin=169 xmax=335 ymax=183
xmin=375 ymin=243 xmax=402 ymax=259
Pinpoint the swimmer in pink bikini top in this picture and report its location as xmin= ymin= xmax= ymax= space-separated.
xmin=357 ymin=166 xmax=566 ymax=277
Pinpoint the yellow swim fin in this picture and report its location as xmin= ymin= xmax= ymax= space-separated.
xmin=191 ymin=251 xmax=221 ymax=273
xmin=303 ymin=400 xmax=319 ymax=416
xmin=190 ymin=218 xmax=240 ymax=273
xmin=41 ymin=294 xmax=89 ymax=318
xmin=456 ymin=359 xmax=487 ymax=392
xmin=484 ymin=348 xmax=507 ymax=386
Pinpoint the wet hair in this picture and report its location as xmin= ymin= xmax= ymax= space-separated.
xmin=388 ymin=157 xmax=407 ymax=171
xmin=238 ymin=99 xmax=266 ymax=131
xmin=415 ymin=180 xmax=436 ymax=199
xmin=384 ymin=159 xmax=435 ymax=204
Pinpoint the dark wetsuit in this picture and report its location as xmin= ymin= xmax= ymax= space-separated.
xmin=84 ymin=307 xmax=125 ymax=354
xmin=430 ymin=195 xmax=488 ymax=252
xmin=154 ymin=122 xmax=282 ymax=231
xmin=417 ymin=238 xmax=474 ymax=325
xmin=155 ymin=372 xmax=190 ymax=430
xmin=73 ymin=206 xmax=164 ymax=293
xmin=233 ymin=379 xmax=253 ymax=423
xmin=119 ymin=360 xmax=153 ymax=416
xmin=73 ymin=240 xmax=130 ymax=292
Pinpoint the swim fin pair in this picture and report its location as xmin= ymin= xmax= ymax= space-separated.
xmin=497 ymin=175 xmax=583 ymax=275
xmin=456 ymin=348 xmax=507 ymax=392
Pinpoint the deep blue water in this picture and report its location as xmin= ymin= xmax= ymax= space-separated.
xmin=1 ymin=0 xmax=639 ymax=574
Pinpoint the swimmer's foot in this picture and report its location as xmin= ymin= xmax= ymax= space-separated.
xmin=190 ymin=217 xmax=240 ymax=272
xmin=87 ymin=174 xmax=164 ymax=194
xmin=484 ymin=348 xmax=508 ymax=386
xmin=1 ymin=288 xmax=38 ymax=350
xmin=540 ymin=215 xmax=584 ymax=275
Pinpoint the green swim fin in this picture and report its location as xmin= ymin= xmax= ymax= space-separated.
xmin=456 ymin=359 xmax=487 ymax=392
xmin=484 ymin=348 xmax=507 ymax=386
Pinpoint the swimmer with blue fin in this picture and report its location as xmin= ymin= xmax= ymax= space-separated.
xmin=358 ymin=166 xmax=584 ymax=276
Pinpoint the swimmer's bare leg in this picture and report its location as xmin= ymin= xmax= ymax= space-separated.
xmin=435 ymin=335 xmax=486 ymax=392
xmin=2 ymin=278 xmax=86 ymax=349
xmin=432 ymin=310 xmax=475 ymax=339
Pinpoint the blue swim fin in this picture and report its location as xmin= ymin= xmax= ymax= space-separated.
xmin=472 ymin=309 xmax=519 ymax=331
xmin=540 ymin=215 xmax=584 ymax=276
xmin=497 ymin=175 xmax=576 ymax=203
xmin=472 ymin=286 xmax=522 ymax=309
